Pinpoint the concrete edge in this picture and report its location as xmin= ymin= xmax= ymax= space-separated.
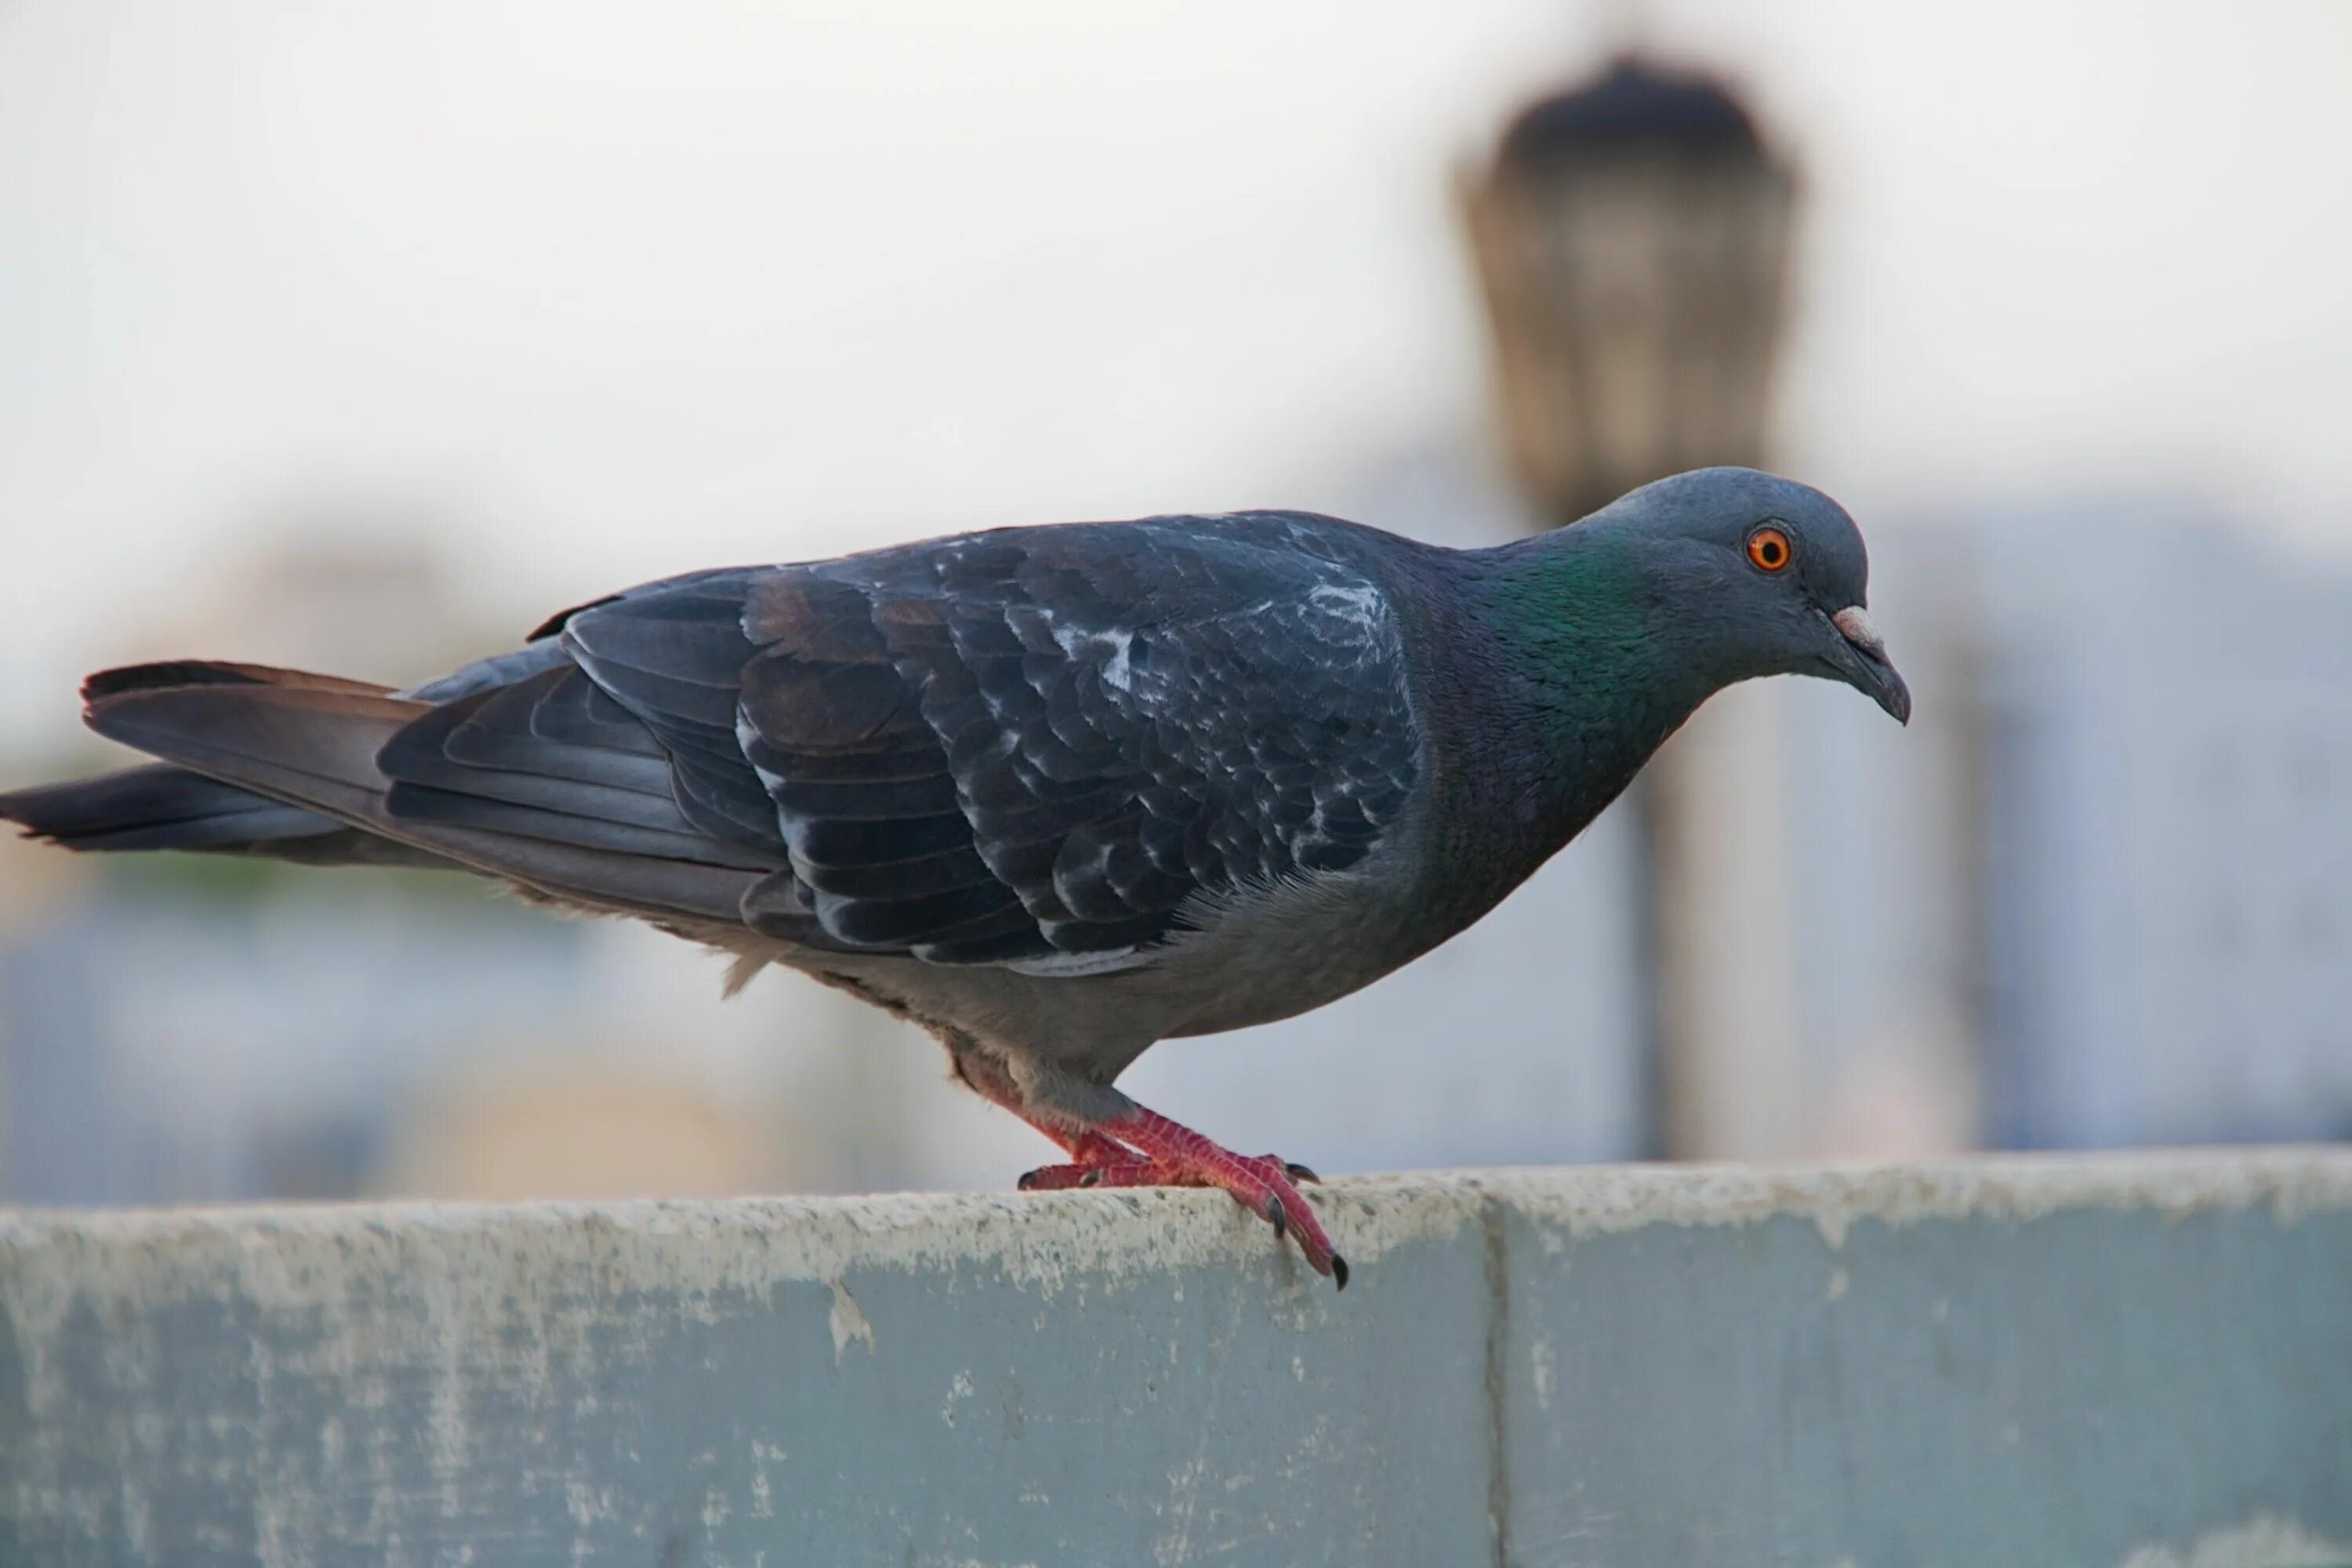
xmin=4 ymin=1145 xmax=2347 ymax=1309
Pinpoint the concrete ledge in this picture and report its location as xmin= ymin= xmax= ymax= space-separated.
xmin=4 ymin=1149 xmax=2350 ymax=1566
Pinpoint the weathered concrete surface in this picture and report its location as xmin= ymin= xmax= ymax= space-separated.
xmin=2 ymin=1150 xmax=2348 ymax=1567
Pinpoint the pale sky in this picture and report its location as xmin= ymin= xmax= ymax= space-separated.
xmin=3 ymin=0 xmax=2350 ymax=750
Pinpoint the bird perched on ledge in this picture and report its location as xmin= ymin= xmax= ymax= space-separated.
xmin=0 ymin=466 xmax=1907 ymax=1287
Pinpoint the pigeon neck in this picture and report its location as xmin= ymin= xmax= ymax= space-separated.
xmin=1454 ymin=521 xmax=1722 ymax=838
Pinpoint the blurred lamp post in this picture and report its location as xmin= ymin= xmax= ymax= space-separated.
xmin=1461 ymin=56 xmax=1806 ymax=1160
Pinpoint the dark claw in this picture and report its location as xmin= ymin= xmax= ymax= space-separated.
xmin=1284 ymin=1162 xmax=1320 ymax=1184
xmin=1266 ymin=1195 xmax=1288 ymax=1242
xmin=1017 ymin=1170 xmax=1041 ymax=1192
xmin=1331 ymin=1254 xmax=1350 ymax=1291
xmin=1079 ymin=1169 xmax=1102 ymax=1188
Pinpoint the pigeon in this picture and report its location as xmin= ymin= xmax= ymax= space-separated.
xmin=0 ymin=466 xmax=1907 ymax=1286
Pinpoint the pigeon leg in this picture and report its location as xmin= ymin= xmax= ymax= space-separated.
xmin=1091 ymin=1105 xmax=1347 ymax=1288
xmin=951 ymin=1045 xmax=1146 ymax=1189
xmin=959 ymin=1046 xmax=1344 ymax=1285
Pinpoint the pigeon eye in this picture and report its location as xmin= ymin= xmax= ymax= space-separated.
xmin=1746 ymin=526 xmax=1793 ymax=573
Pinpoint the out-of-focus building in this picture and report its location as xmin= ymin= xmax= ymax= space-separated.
xmin=1965 ymin=503 xmax=2352 ymax=1146
xmin=0 ymin=875 xmax=579 ymax=1203
xmin=111 ymin=496 xmax=509 ymax=696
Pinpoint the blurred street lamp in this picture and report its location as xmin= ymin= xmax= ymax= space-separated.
xmin=1461 ymin=56 xmax=1806 ymax=1159
xmin=1463 ymin=55 xmax=1795 ymax=518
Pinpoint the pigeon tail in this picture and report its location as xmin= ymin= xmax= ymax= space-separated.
xmin=79 ymin=665 xmax=432 ymax=832
xmin=0 ymin=663 xmax=447 ymax=866
xmin=68 ymin=659 xmax=768 ymax=929
xmin=0 ymin=761 xmax=448 ymax=866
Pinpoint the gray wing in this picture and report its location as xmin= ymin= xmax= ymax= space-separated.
xmin=546 ymin=514 xmax=1421 ymax=972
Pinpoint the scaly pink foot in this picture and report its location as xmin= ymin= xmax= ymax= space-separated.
xmin=1014 ymin=1131 xmax=1138 ymax=1191
xmin=1015 ymin=1105 xmax=1345 ymax=1287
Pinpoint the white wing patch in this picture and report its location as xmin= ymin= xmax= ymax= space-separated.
xmin=1101 ymin=633 xmax=1134 ymax=693
xmin=1051 ymin=623 xmax=1137 ymax=693
xmin=1307 ymin=581 xmax=1384 ymax=634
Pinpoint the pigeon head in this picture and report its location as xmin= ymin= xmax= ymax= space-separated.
xmin=1599 ymin=466 xmax=1911 ymax=724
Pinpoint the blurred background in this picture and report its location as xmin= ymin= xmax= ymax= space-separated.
xmin=2 ymin=0 xmax=2350 ymax=1207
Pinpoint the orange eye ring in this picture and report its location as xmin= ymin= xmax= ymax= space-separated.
xmin=1747 ymin=525 xmax=1793 ymax=573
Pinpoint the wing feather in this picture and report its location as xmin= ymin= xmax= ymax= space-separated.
xmin=716 ymin=514 xmax=1421 ymax=967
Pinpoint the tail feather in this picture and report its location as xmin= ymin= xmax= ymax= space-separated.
xmin=84 ymin=681 xmax=418 ymax=823
xmin=82 ymin=661 xmax=394 ymax=704
xmin=4 ymin=663 xmax=430 ymax=866
xmin=0 ymin=764 xmax=463 ymax=868
xmin=44 ymin=659 xmax=768 ymax=928
xmin=2 ymin=762 xmax=336 ymax=851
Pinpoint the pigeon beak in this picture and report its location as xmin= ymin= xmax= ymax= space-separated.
xmin=1829 ymin=606 xmax=1911 ymax=726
